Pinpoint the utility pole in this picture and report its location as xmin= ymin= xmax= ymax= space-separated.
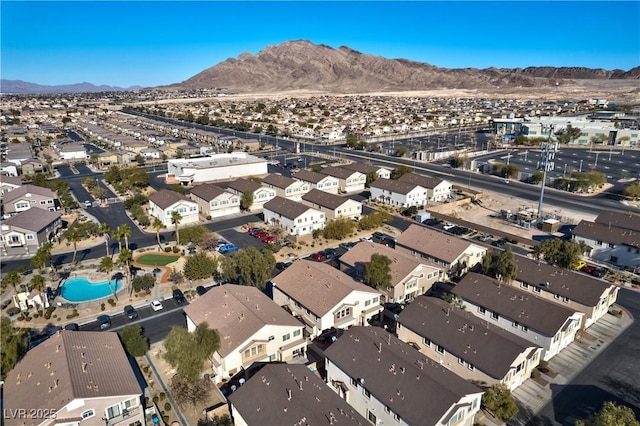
xmin=537 ymin=125 xmax=557 ymax=221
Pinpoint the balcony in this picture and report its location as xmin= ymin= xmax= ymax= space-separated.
xmin=107 ymin=406 xmax=142 ymax=426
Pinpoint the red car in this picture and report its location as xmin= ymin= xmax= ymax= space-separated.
xmin=310 ymin=252 xmax=326 ymax=262
xmin=261 ymin=235 xmax=277 ymax=243
xmin=580 ymin=265 xmax=596 ymax=274
xmin=253 ymin=231 xmax=269 ymax=239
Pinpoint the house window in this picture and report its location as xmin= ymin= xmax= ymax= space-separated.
xmin=268 ymin=335 xmax=275 ymax=341
xmin=521 ymin=283 xmax=529 ymax=289
xmin=491 ymin=312 xmax=499 ymax=320
xmin=394 ymin=413 xmax=401 ymax=422
xmin=367 ymin=410 xmax=377 ymax=425
xmin=521 ymin=325 xmax=528 ymax=333
xmin=363 ymin=388 xmax=371 ymax=399
xmin=243 ymin=344 xmax=265 ymax=359
xmin=16 ymin=202 xmax=29 ymax=209
xmin=293 ymin=329 xmax=301 ymax=337
xmin=562 ymin=297 xmax=570 ymax=303
xmin=423 ymin=337 xmax=431 ymax=347
xmin=283 ymin=333 xmax=290 ymax=342
xmin=365 ymin=300 xmax=371 ymax=307
xmin=458 ymin=357 xmax=465 ymax=365
xmin=106 ymin=404 xmax=121 ymax=420
xmin=554 ymin=294 xmax=561 ymax=299
xmin=468 ymin=363 xmax=475 ymax=371
xmin=512 ymin=321 xmax=518 ymax=328
xmin=478 ymin=306 xmax=486 ymax=314
xmin=81 ymin=409 xmax=95 ymax=419
xmin=384 ymin=406 xmax=390 ymax=413
xmin=596 ymin=240 xmax=603 ymax=246
xmin=436 ymin=345 xmax=445 ymax=354
xmin=335 ymin=307 xmax=351 ymax=319
xmin=26 ymin=234 xmax=34 ymax=240
xmin=124 ymin=398 xmax=138 ymax=409
xmin=351 ymin=377 xmax=358 ymax=386
xmin=533 ymin=287 xmax=541 ymax=293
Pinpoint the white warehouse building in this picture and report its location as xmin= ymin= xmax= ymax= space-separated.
xmin=167 ymin=152 xmax=268 ymax=185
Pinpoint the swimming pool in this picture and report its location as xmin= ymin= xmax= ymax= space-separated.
xmin=60 ymin=277 xmax=123 ymax=303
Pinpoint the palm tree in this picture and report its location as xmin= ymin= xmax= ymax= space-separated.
xmin=98 ymin=223 xmax=111 ymax=257
xmin=152 ymin=217 xmax=165 ymax=249
xmin=31 ymin=242 xmax=53 ymax=273
xmin=2 ymin=271 xmax=22 ymax=292
xmin=117 ymin=248 xmax=133 ymax=297
xmin=65 ymin=227 xmax=83 ymax=264
xmin=30 ymin=274 xmax=46 ymax=316
xmin=120 ymin=224 xmax=132 ymax=251
xmin=171 ymin=211 xmax=183 ymax=245
xmin=112 ymin=228 xmax=123 ymax=253
xmin=99 ymin=256 xmax=114 ymax=274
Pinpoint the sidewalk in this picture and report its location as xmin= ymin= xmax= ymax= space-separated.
xmin=508 ymin=305 xmax=634 ymax=425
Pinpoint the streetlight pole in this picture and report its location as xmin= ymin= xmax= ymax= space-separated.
xmin=579 ymin=159 xmax=583 ymax=172
xmin=537 ymin=125 xmax=556 ymax=221
xmin=595 ymin=152 xmax=600 ymax=168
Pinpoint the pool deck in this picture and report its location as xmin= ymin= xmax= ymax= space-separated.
xmin=132 ymin=251 xmax=186 ymax=284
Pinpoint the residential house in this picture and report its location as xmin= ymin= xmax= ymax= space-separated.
xmin=292 ymin=170 xmax=340 ymax=194
xmin=572 ymin=210 xmax=640 ymax=270
xmin=342 ymin=162 xmax=392 ymax=180
xmin=3 ymin=331 xmax=145 ymax=426
xmin=398 ymin=173 xmax=453 ymax=203
xmin=228 ymin=363 xmax=367 ymax=426
xmin=20 ymin=159 xmax=45 ymax=176
xmin=96 ymin=151 xmax=119 ymax=169
xmin=0 ymin=208 xmax=62 ymax=254
xmin=271 ymin=260 xmax=383 ymax=338
xmin=324 ymin=326 xmax=484 ymax=426
xmin=0 ymin=175 xmax=22 ymax=196
xmin=320 ymin=166 xmax=366 ymax=193
xmin=339 ymin=241 xmax=441 ymax=303
xmin=369 ymin=179 xmax=427 ymax=208
xmin=183 ymin=284 xmax=306 ymax=384
xmin=139 ymin=146 xmax=162 ymax=160
xmin=189 ymin=184 xmax=240 ymax=218
xmin=2 ymin=184 xmax=59 ymax=217
xmin=395 ymin=224 xmax=486 ymax=278
xmin=58 ymin=143 xmax=87 ymax=160
xmin=261 ymin=174 xmax=311 ymax=201
xmin=452 ymin=273 xmax=584 ymax=361
xmin=226 ymin=178 xmax=276 ymax=211
xmin=301 ymin=188 xmax=362 ymax=221
xmin=148 ymin=189 xmax=199 ymax=227
xmin=397 ymin=296 xmax=542 ymax=391
xmin=263 ymin=196 xmax=325 ymax=237
xmin=116 ymin=151 xmax=136 ymax=166
xmin=0 ymin=162 xmax=19 ymax=177
xmin=512 ymin=256 xmax=618 ymax=329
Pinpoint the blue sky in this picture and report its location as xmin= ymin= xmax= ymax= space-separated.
xmin=2 ymin=1 xmax=638 ymax=88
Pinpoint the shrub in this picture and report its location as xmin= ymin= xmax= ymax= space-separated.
xmin=152 ymin=396 xmax=159 ymax=404
xmin=132 ymin=274 xmax=155 ymax=292
xmin=101 ymin=303 xmax=106 ymax=311
xmin=164 ymin=402 xmax=171 ymax=412
xmin=7 ymin=307 xmax=20 ymax=316
xmin=164 ymin=246 xmax=172 ymax=252
xmin=206 ymin=215 xmax=212 ymax=220
xmin=159 ymin=392 xmax=166 ymax=400
xmin=44 ymin=306 xmax=56 ymax=320
xmin=172 ymin=246 xmax=180 ymax=254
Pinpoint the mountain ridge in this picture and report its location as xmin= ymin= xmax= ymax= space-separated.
xmin=0 ymin=80 xmax=143 ymax=95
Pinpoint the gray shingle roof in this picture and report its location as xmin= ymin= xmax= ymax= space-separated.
xmin=226 ymin=178 xmax=261 ymax=194
xmin=398 ymin=173 xmax=445 ymax=189
xmin=342 ymin=162 xmax=389 ymax=175
xmin=184 ymin=284 xmax=301 ymax=357
xmin=452 ymin=273 xmax=578 ymax=337
xmin=293 ymin=169 xmax=333 ymax=184
xmin=324 ymin=327 xmax=482 ymax=426
xmin=301 ymin=188 xmax=353 ymax=210
xmin=370 ymin=178 xmax=422 ymax=195
xmin=263 ymin=196 xmax=314 ymax=221
xmin=320 ymin=166 xmax=361 ymax=180
xmin=272 ymin=260 xmax=380 ymax=317
xmin=3 ymin=208 xmax=60 ymax=232
xmin=595 ymin=210 xmax=640 ymax=232
xmin=228 ymin=364 xmax=367 ymax=425
xmin=3 ymin=184 xmax=55 ymax=204
xmin=514 ymin=256 xmax=613 ymax=306
xmin=398 ymin=296 xmax=539 ymax=380
xmin=148 ymin=189 xmax=192 ymax=209
xmin=189 ymin=183 xmax=227 ymax=201
xmin=4 ymin=331 xmax=142 ymax=426
xmin=573 ymin=220 xmax=640 ymax=249
xmin=262 ymin=173 xmax=297 ymax=189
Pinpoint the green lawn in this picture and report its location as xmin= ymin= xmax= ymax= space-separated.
xmin=136 ymin=253 xmax=180 ymax=266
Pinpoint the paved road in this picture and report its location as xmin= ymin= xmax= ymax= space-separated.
xmin=528 ymin=288 xmax=640 ymax=425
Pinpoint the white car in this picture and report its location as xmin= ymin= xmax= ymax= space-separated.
xmin=150 ymin=300 xmax=163 ymax=312
xmin=84 ymin=200 xmax=92 ymax=208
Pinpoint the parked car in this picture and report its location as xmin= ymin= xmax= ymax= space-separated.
xmin=580 ymin=265 xmax=596 ymax=274
xmin=253 ymin=231 xmax=269 ymax=239
xmin=591 ymin=268 xmax=608 ymax=278
xmin=97 ymin=314 xmax=111 ymax=330
xmin=219 ymin=244 xmax=240 ymax=254
xmin=275 ymin=262 xmax=292 ymax=271
xmin=575 ymin=260 xmax=588 ymax=271
xmin=150 ymin=300 xmax=163 ymax=312
xmin=261 ymin=235 xmax=277 ymax=243
xmin=173 ymin=289 xmax=185 ymax=304
xmin=339 ymin=242 xmax=355 ymax=251
xmin=491 ymin=238 xmax=507 ymax=247
xmin=124 ymin=305 xmax=138 ymax=320
xmin=84 ymin=200 xmax=92 ymax=208
xmin=310 ymin=252 xmax=326 ymax=262
xmin=248 ymin=227 xmax=263 ymax=235
xmin=63 ymin=323 xmax=79 ymax=331
xmin=442 ymin=223 xmax=455 ymax=231
xmin=477 ymin=234 xmax=492 ymax=242
xmin=196 ymin=285 xmax=208 ymax=296
xmin=321 ymin=248 xmax=337 ymax=259
xmin=423 ymin=218 xmax=442 ymax=227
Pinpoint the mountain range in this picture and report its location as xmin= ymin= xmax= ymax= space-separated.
xmin=3 ymin=40 xmax=639 ymax=96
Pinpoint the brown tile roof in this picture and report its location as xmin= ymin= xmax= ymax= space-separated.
xmin=452 ymin=273 xmax=579 ymax=337
xmin=228 ymin=363 xmax=367 ymax=425
xmin=263 ymin=196 xmax=315 ymax=221
xmin=226 ymin=178 xmax=261 ymax=194
xmin=301 ymin=188 xmax=355 ymax=210
xmin=514 ymin=256 xmax=614 ymax=306
xmin=189 ymin=183 xmax=227 ymax=201
xmin=3 ymin=208 xmax=60 ymax=232
xmin=262 ymin=173 xmax=297 ymax=189
xmin=320 ymin=165 xmax=362 ymax=180
xmin=398 ymin=173 xmax=445 ymax=189
xmin=4 ymin=331 xmax=142 ymax=426
xmin=184 ymin=284 xmax=301 ymax=357
xmin=3 ymin=184 xmax=55 ymax=203
xmin=339 ymin=241 xmax=439 ymax=285
xmin=595 ymin=210 xmax=640 ymax=232
xmin=324 ymin=327 xmax=482 ymax=426
xmin=370 ymin=178 xmax=422 ymax=195
xmin=293 ymin=169 xmax=334 ymax=184
xmin=272 ymin=260 xmax=380 ymax=317
xmin=396 ymin=224 xmax=481 ymax=264
xmin=148 ymin=188 xmax=192 ymax=209
xmin=573 ymin=220 xmax=640 ymax=249
xmin=398 ymin=296 xmax=539 ymax=380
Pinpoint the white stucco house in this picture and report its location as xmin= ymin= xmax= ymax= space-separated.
xmin=148 ymin=189 xmax=199 ymax=227
xmin=263 ymin=196 xmax=325 ymax=236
